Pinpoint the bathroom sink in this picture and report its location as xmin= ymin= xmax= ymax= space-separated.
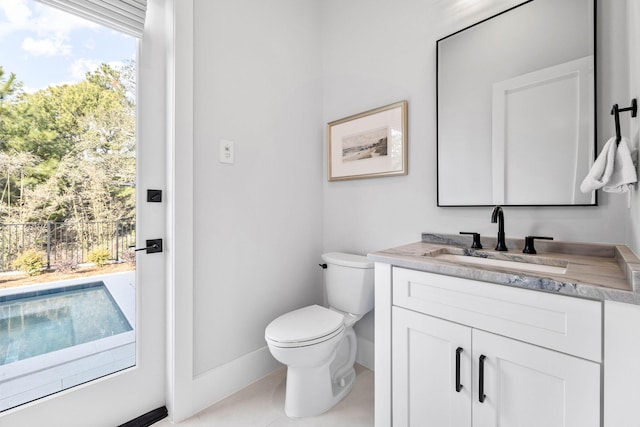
xmin=429 ymin=249 xmax=568 ymax=275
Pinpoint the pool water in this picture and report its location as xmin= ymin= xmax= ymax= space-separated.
xmin=0 ymin=282 xmax=132 ymax=366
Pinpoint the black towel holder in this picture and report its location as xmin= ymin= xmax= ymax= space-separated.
xmin=611 ymin=99 xmax=638 ymax=145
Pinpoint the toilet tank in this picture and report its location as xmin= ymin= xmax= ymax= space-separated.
xmin=321 ymin=252 xmax=374 ymax=315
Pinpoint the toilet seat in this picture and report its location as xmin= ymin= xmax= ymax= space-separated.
xmin=265 ymin=305 xmax=344 ymax=348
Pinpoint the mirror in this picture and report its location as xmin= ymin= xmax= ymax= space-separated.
xmin=437 ymin=0 xmax=596 ymax=206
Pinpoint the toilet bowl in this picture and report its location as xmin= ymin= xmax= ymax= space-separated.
xmin=265 ymin=305 xmax=359 ymax=418
xmin=264 ymin=252 xmax=374 ymax=418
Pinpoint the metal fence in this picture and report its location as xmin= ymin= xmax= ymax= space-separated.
xmin=0 ymin=219 xmax=136 ymax=272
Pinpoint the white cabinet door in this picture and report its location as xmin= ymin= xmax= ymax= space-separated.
xmin=392 ymin=307 xmax=472 ymax=427
xmin=472 ymin=330 xmax=600 ymax=427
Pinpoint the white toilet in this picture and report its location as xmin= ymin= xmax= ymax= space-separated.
xmin=264 ymin=252 xmax=374 ymax=418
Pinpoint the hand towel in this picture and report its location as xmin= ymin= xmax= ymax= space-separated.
xmin=580 ymin=137 xmax=617 ymax=193
xmin=603 ymin=137 xmax=638 ymax=193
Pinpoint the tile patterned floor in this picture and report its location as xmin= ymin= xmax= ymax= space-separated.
xmin=153 ymin=364 xmax=374 ymax=426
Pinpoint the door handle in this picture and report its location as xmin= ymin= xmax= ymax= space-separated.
xmin=455 ymin=347 xmax=463 ymax=392
xmin=479 ymin=355 xmax=487 ymax=403
xmin=131 ymin=239 xmax=163 ymax=254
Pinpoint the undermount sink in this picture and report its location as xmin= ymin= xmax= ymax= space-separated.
xmin=429 ymin=249 xmax=568 ymax=275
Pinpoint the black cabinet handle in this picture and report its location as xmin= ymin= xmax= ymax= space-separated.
xmin=479 ymin=355 xmax=487 ymax=403
xmin=455 ymin=347 xmax=463 ymax=392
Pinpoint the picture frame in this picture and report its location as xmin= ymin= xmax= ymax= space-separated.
xmin=327 ymin=100 xmax=408 ymax=181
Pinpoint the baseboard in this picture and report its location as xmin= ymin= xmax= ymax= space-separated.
xmin=172 ymin=346 xmax=280 ymax=422
xmin=171 ymin=340 xmax=372 ymax=423
xmin=356 ymin=336 xmax=374 ymax=371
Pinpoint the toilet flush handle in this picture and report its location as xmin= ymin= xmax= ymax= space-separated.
xmin=319 ymin=263 xmax=327 ymax=269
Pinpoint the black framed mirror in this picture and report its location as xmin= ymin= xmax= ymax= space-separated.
xmin=437 ymin=0 xmax=596 ymax=207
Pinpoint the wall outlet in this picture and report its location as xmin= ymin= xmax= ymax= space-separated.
xmin=219 ymin=139 xmax=234 ymax=164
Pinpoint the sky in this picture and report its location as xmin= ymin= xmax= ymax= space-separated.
xmin=0 ymin=0 xmax=136 ymax=93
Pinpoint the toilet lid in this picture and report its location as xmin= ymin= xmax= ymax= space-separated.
xmin=265 ymin=305 xmax=344 ymax=345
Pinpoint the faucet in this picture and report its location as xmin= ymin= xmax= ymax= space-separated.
xmin=491 ymin=206 xmax=508 ymax=251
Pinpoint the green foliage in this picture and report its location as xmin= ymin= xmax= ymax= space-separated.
xmin=0 ymin=66 xmax=20 ymax=105
xmin=0 ymin=63 xmax=136 ymax=224
xmin=12 ymin=249 xmax=44 ymax=276
xmin=87 ymin=247 xmax=111 ymax=267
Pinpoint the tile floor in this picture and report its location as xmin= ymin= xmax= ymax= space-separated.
xmin=153 ymin=364 xmax=374 ymax=426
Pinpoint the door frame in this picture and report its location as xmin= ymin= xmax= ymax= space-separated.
xmin=0 ymin=0 xmax=167 ymax=424
xmin=165 ymin=0 xmax=195 ymax=421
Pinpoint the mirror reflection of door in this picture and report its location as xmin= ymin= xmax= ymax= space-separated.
xmin=491 ymin=57 xmax=594 ymax=205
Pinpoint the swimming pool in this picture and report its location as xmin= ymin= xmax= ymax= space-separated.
xmin=0 ymin=270 xmax=136 ymax=412
xmin=0 ymin=282 xmax=132 ymax=366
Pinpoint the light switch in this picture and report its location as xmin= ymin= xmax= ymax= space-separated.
xmin=219 ymin=139 xmax=234 ymax=164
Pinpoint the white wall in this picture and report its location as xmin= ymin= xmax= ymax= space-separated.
xmin=321 ymin=0 xmax=631 ymax=354
xmin=167 ymin=2 xmax=326 ymax=420
xmin=191 ymin=0 xmax=324 ymax=376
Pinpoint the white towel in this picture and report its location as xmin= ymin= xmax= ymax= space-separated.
xmin=580 ymin=137 xmax=618 ymax=193
xmin=603 ymin=137 xmax=638 ymax=193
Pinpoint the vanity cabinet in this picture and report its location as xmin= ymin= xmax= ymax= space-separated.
xmin=376 ymin=265 xmax=602 ymax=427
xmin=393 ymin=308 xmax=600 ymax=426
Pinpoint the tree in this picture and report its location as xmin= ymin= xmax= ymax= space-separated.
xmin=52 ymin=107 xmax=135 ymax=223
xmin=0 ymin=66 xmax=19 ymax=105
xmin=0 ymin=151 xmax=37 ymax=222
xmin=0 ymin=63 xmax=136 ymax=224
xmin=0 ymin=67 xmax=22 ymax=152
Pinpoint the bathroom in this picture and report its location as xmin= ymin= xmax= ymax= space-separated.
xmin=2 ymin=0 xmax=639 ymax=425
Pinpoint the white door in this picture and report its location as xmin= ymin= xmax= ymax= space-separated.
xmin=472 ymin=330 xmax=600 ymax=427
xmin=392 ymin=307 xmax=472 ymax=427
xmin=0 ymin=1 xmax=167 ymax=425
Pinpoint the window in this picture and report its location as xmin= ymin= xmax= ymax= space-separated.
xmin=0 ymin=0 xmax=139 ymax=411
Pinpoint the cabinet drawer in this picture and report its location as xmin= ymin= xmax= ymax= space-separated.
xmin=392 ymin=268 xmax=602 ymax=362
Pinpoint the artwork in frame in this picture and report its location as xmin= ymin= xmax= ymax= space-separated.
xmin=327 ymin=100 xmax=408 ymax=181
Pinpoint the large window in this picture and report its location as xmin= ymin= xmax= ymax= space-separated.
xmin=0 ymin=0 xmax=138 ymax=411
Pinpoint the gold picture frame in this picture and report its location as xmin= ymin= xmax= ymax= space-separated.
xmin=327 ymin=101 xmax=408 ymax=181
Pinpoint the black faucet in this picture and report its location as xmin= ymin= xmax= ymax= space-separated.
xmin=491 ymin=206 xmax=508 ymax=251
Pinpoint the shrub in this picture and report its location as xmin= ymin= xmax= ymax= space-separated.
xmin=87 ymin=247 xmax=111 ymax=267
xmin=120 ymin=249 xmax=136 ymax=265
xmin=56 ymin=256 xmax=79 ymax=273
xmin=12 ymin=249 xmax=45 ymax=276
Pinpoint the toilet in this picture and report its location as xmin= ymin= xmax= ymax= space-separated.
xmin=264 ymin=252 xmax=374 ymax=418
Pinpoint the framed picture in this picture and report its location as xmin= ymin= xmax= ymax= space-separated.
xmin=327 ymin=100 xmax=408 ymax=181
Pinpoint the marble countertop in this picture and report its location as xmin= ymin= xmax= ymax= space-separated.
xmin=368 ymin=233 xmax=640 ymax=305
